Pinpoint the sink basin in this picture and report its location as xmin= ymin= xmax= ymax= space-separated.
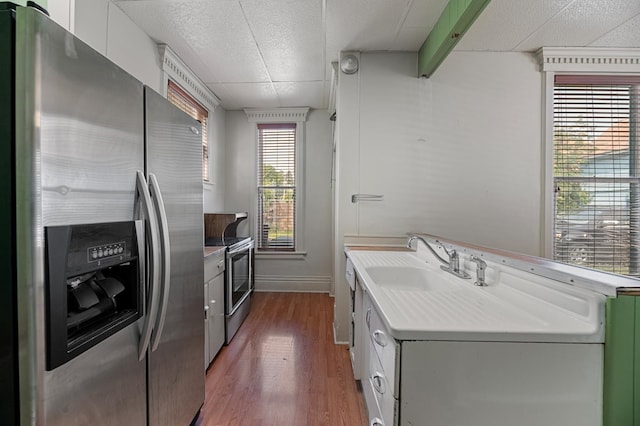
xmin=365 ymin=266 xmax=453 ymax=291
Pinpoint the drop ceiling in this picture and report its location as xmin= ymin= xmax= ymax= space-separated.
xmin=114 ymin=0 xmax=640 ymax=111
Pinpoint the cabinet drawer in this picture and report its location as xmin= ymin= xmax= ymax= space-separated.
xmin=346 ymin=258 xmax=356 ymax=290
xmin=365 ymin=298 xmax=399 ymax=398
xmin=205 ymin=251 xmax=225 ymax=281
xmin=364 ymin=377 xmax=386 ymax=426
xmin=368 ymin=338 xmax=398 ymax=426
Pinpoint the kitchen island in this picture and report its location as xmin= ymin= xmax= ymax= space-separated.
xmin=346 ymin=234 xmax=640 ymax=426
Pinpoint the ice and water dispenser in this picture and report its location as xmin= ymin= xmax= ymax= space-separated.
xmin=45 ymin=221 xmax=142 ymax=370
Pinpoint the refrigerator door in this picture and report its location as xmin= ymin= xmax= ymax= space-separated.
xmin=144 ymin=87 xmax=205 ymax=425
xmin=15 ymin=7 xmax=146 ymax=425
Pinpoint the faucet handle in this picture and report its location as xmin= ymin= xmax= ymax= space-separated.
xmin=434 ymin=240 xmax=452 ymax=257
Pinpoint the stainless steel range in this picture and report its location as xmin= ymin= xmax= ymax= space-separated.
xmin=204 ymin=214 xmax=254 ymax=343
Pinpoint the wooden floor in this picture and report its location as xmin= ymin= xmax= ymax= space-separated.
xmin=196 ymin=292 xmax=368 ymax=426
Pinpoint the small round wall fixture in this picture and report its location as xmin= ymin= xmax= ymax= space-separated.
xmin=340 ymin=54 xmax=359 ymax=74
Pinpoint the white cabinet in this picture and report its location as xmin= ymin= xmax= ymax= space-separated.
xmin=362 ymin=292 xmax=399 ymax=426
xmin=347 ymin=258 xmax=366 ymax=380
xmin=204 ymin=249 xmax=225 ymax=368
xmin=204 ymin=280 xmax=209 ymax=370
xmin=354 ymin=276 xmax=602 ymax=426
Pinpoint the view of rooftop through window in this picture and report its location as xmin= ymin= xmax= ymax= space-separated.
xmin=553 ymin=76 xmax=640 ymax=277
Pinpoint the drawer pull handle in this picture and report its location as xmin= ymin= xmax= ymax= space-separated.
xmin=372 ymin=329 xmax=387 ymax=347
xmin=370 ymin=418 xmax=384 ymax=426
xmin=371 ymin=372 xmax=386 ymax=395
xmin=366 ymin=308 xmax=372 ymax=329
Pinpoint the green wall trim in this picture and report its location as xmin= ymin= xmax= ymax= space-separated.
xmin=0 ymin=8 xmax=17 ymax=424
xmin=417 ymin=0 xmax=491 ymax=78
xmin=603 ymin=295 xmax=639 ymax=426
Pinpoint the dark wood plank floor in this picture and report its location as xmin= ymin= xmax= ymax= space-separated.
xmin=196 ymin=292 xmax=367 ymax=426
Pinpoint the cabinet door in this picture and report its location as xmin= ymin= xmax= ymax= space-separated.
xmin=352 ymin=276 xmax=365 ymax=380
xmin=208 ymin=274 xmax=225 ymax=361
xmin=204 ymin=281 xmax=210 ymax=370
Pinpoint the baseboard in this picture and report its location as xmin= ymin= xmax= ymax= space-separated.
xmin=333 ymin=321 xmax=348 ymax=345
xmin=254 ymin=275 xmax=331 ymax=293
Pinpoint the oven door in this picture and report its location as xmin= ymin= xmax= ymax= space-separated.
xmin=226 ymin=241 xmax=254 ymax=315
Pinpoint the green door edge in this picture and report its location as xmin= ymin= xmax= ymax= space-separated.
xmin=0 ymin=7 xmax=17 ymax=424
xmin=603 ymin=295 xmax=639 ymax=426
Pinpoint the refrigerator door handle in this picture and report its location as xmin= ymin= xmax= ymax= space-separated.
xmin=148 ymin=173 xmax=171 ymax=351
xmin=136 ymin=171 xmax=162 ymax=360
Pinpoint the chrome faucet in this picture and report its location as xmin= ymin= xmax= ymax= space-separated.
xmin=407 ymin=235 xmax=448 ymax=265
xmin=440 ymin=247 xmax=470 ymax=279
xmin=407 ymin=235 xmax=470 ymax=279
xmin=469 ymin=255 xmax=487 ymax=286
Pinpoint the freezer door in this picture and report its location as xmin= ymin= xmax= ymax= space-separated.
xmin=144 ymin=87 xmax=205 ymax=425
xmin=15 ymin=7 xmax=146 ymax=425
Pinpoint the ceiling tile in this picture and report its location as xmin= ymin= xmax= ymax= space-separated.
xmin=394 ymin=0 xmax=448 ymax=50
xmin=273 ymin=81 xmax=326 ymax=108
xmin=116 ymin=0 xmax=271 ymax=83
xmin=589 ymin=12 xmax=640 ymax=48
xmin=455 ymin=0 xmax=575 ymax=52
xmin=403 ymin=0 xmax=448 ymax=28
xmin=326 ymin=0 xmax=411 ymax=61
xmin=240 ymin=0 xmax=325 ymax=82
xmin=393 ymin=27 xmax=431 ymax=51
xmin=515 ymin=0 xmax=640 ymax=51
xmin=207 ymin=82 xmax=278 ymax=110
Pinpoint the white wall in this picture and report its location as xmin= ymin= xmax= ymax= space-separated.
xmin=49 ymin=0 xmax=226 ymax=213
xmin=333 ymin=51 xmax=543 ymax=342
xmin=224 ymin=109 xmax=334 ymax=292
xmin=429 ymin=51 xmax=543 ymax=255
xmin=73 ymin=0 xmax=162 ymax=92
xmin=204 ymin=107 xmax=227 ymax=212
xmin=47 ymin=0 xmax=72 ymax=30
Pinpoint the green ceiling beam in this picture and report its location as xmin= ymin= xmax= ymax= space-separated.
xmin=418 ymin=0 xmax=491 ymax=78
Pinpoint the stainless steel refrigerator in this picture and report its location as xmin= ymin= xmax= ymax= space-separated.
xmin=0 ymin=4 xmax=204 ymax=425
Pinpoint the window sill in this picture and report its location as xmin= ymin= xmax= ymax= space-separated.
xmin=256 ymin=251 xmax=307 ymax=260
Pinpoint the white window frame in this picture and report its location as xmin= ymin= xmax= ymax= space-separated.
xmin=245 ymin=108 xmax=309 ymax=259
xmin=158 ymin=44 xmax=220 ymax=184
xmin=539 ymin=47 xmax=640 ymax=259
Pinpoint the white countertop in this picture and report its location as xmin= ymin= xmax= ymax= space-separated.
xmin=346 ymin=250 xmax=606 ymax=343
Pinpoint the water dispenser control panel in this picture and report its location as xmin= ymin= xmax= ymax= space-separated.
xmin=88 ymin=241 xmax=126 ymax=262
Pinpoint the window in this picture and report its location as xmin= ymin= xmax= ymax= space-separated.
xmin=553 ymin=75 xmax=640 ymax=276
xmin=167 ymin=80 xmax=209 ymax=181
xmin=257 ymin=123 xmax=297 ymax=251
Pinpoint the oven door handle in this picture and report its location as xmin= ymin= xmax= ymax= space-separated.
xmin=227 ymin=240 xmax=254 ymax=256
xmin=149 ymin=173 xmax=171 ymax=352
xmin=136 ymin=171 xmax=161 ymax=360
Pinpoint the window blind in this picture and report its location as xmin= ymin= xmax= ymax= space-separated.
xmin=553 ymin=75 xmax=640 ymax=276
xmin=166 ymin=80 xmax=209 ymax=181
xmin=257 ymin=123 xmax=296 ymax=251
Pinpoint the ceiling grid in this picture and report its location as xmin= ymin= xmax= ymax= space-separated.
xmin=114 ymin=0 xmax=640 ymax=110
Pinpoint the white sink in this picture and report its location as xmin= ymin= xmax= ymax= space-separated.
xmin=364 ymin=265 xmax=453 ymax=291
